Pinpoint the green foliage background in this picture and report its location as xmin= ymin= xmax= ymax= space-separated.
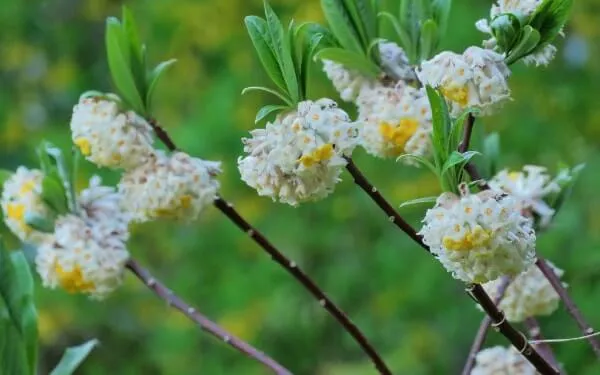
xmin=1 ymin=0 xmax=599 ymax=374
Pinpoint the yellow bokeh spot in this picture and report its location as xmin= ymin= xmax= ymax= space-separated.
xmin=379 ymin=118 xmax=419 ymax=155
xmin=74 ymin=138 xmax=91 ymax=156
xmin=55 ymin=264 xmax=95 ymax=293
xmin=442 ymin=225 xmax=492 ymax=251
xmin=441 ymin=85 xmax=469 ymax=107
xmin=299 ymin=143 xmax=334 ymax=167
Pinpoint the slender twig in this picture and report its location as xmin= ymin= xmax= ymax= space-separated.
xmin=343 ymin=157 xmax=558 ymax=374
xmin=458 ymin=114 xmax=475 ymax=153
xmin=525 ymin=317 xmax=561 ymax=372
xmin=461 ymin=276 xmax=511 ymax=375
xmin=536 ymin=258 xmax=600 ymax=357
xmin=213 ymin=197 xmax=392 ymax=375
xmin=147 ymin=118 xmax=393 ymax=375
xmin=461 ymin=115 xmax=600 ymax=359
xmin=125 ymin=259 xmax=292 ymax=375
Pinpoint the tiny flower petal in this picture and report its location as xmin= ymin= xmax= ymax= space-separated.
xmin=322 ymin=60 xmax=370 ymax=102
xmin=471 ymin=346 xmax=539 ymax=375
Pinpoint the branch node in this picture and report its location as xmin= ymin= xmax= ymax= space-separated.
xmin=147 ymin=278 xmax=157 ymax=287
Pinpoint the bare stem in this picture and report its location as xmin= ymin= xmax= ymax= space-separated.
xmin=148 ymin=118 xmax=178 ymax=152
xmin=126 ymin=259 xmax=292 ymax=375
xmin=461 ymin=276 xmax=511 ymax=375
xmin=214 ymin=197 xmax=392 ymax=375
xmin=525 ymin=317 xmax=562 ymax=372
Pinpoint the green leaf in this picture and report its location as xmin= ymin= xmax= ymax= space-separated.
xmin=399 ymin=196 xmax=438 ymax=208
xmin=121 ymin=6 xmax=146 ymax=100
xmin=378 ymin=12 xmax=413 ymax=60
xmin=483 ymin=132 xmax=500 ymax=177
xmin=50 ymin=339 xmax=99 ymax=375
xmin=356 ymin=0 xmax=379 ymax=49
xmin=396 ymin=154 xmax=438 ymax=177
xmin=314 ymin=47 xmax=380 ymax=77
xmin=255 ymin=105 xmax=288 ymax=123
xmin=321 ymin=0 xmax=365 ymax=54
xmin=296 ymin=23 xmax=335 ymax=96
xmin=146 ymin=58 xmax=177 ymax=112
xmin=24 ymin=213 xmax=54 ymax=233
xmin=105 ymin=17 xmax=146 ymax=114
xmin=431 ymin=0 xmax=452 ymax=37
xmin=548 ymin=163 xmax=585 ymax=213
xmin=442 ymin=151 xmax=480 ymax=176
xmin=505 ymin=25 xmax=541 ymax=65
xmin=341 ymin=0 xmax=369 ymax=49
xmin=491 ymin=13 xmax=522 ymax=52
xmin=528 ymin=0 xmax=572 ymax=46
xmin=400 ymin=0 xmax=420 ymax=58
xmin=0 ymin=169 xmax=12 ymax=189
xmin=0 ymin=315 xmax=29 ymax=375
xmin=419 ymin=19 xmax=438 ymax=61
xmin=245 ymin=16 xmax=287 ymax=93
xmin=43 ymin=143 xmax=76 ymax=213
xmin=425 ymin=85 xmax=451 ymax=168
xmin=241 ymin=86 xmax=293 ymax=107
xmin=263 ymin=1 xmax=299 ymax=103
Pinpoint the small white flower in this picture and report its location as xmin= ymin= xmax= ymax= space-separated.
xmin=471 ymin=346 xmax=538 ymax=375
xmin=238 ymin=99 xmax=358 ymax=206
xmin=356 ymin=82 xmax=432 ymax=160
xmin=1 ymin=167 xmax=52 ymax=244
xmin=322 ymin=60 xmax=370 ymax=102
xmin=521 ymin=44 xmax=557 ymax=67
xmin=70 ymin=96 xmax=155 ymax=169
xmin=379 ymin=41 xmax=417 ymax=82
xmin=490 ymin=165 xmax=560 ymax=228
xmin=417 ymin=47 xmax=511 ymax=116
xmin=482 ymin=261 xmax=563 ymax=322
xmin=119 ymin=151 xmax=221 ymax=222
xmin=35 ymin=215 xmax=129 ymax=300
xmin=418 ymin=190 xmax=536 ymax=284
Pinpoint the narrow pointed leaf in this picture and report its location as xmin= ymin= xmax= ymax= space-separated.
xmin=50 ymin=339 xmax=99 ymax=375
xmin=121 ymin=6 xmax=146 ymax=99
xmin=314 ymin=48 xmax=380 ymax=77
xmin=146 ymin=59 xmax=177 ymax=111
xmin=528 ymin=0 xmax=572 ymax=46
xmin=399 ymin=196 xmax=438 ymax=208
xmin=255 ymin=105 xmax=288 ymax=123
xmin=321 ymin=0 xmax=364 ymax=53
xmin=419 ymin=19 xmax=438 ymax=61
xmin=245 ymin=16 xmax=287 ymax=93
xmin=378 ymin=12 xmax=413 ymax=57
xmin=431 ymin=0 xmax=452 ymax=36
xmin=506 ymin=25 xmax=541 ymax=64
xmin=241 ymin=86 xmax=293 ymax=107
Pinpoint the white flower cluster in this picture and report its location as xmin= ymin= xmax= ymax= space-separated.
xmin=70 ymin=97 xmax=155 ymax=169
xmin=322 ymin=60 xmax=370 ymax=102
xmin=119 ymin=151 xmax=221 ymax=222
xmin=419 ymin=190 xmax=536 ymax=284
xmin=417 ymin=46 xmax=511 ymax=116
xmin=379 ymin=41 xmax=417 ymax=82
xmin=475 ymin=0 xmax=558 ymax=66
xmin=1 ymin=167 xmax=51 ymax=244
xmin=35 ymin=177 xmax=130 ymax=300
xmin=471 ymin=346 xmax=538 ymax=375
xmin=490 ymin=165 xmax=561 ymax=228
xmin=356 ymin=82 xmax=432 ymax=159
xmin=238 ymin=99 xmax=358 ymax=206
xmin=482 ymin=261 xmax=563 ymax=322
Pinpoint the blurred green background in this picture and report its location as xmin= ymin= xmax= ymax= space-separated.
xmin=1 ymin=0 xmax=600 ymax=374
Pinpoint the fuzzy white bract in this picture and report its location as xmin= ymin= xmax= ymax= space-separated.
xmin=379 ymin=41 xmax=417 ymax=82
xmin=70 ymin=96 xmax=155 ymax=169
xmin=35 ymin=215 xmax=129 ymax=300
xmin=356 ymin=82 xmax=432 ymax=160
xmin=471 ymin=346 xmax=538 ymax=375
xmin=417 ymin=47 xmax=511 ymax=116
xmin=1 ymin=167 xmax=51 ymax=244
xmin=482 ymin=261 xmax=563 ymax=322
xmin=238 ymin=99 xmax=358 ymax=206
xmin=119 ymin=151 xmax=221 ymax=222
xmin=322 ymin=60 xmax=370 ymax=102
xmin=419 ymin=190 xmax=536 ymax=283
xmin=490 ymin=165 xmax=560 ymax=228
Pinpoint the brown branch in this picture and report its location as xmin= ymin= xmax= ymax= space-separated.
xmin=125 ymin=259 xmax=292 ymax=375
xmin=536 ymin=258 xmax=600 ymax=357
xmin=461 ymin=276 xmax=511 ymax=375
xmin=458 ymin=114 xmax=475 ymax=153
xmin=525 ymin=317 xmax=562 ymax=372
xmin=214 ymin=197 xmax=392 ymax=375
xmin=148 ymin=118 xmax=178 ymax=152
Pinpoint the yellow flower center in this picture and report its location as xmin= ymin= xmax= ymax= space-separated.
xmin=153 ymin=194 xmax=193 ymax=218
xmin=298 ymin=144 xmax=334 ymax=167
xmin=442 ymin=225 xmax=492 ymax=251
xmin=55 ymin=264 xmax=95 ymax=293
xmin=6 ymin=202 xmax=32 ymax=234
xmin=378 ymin=119 xmax=419 ymax=155
xmin=19 ymin=180 xmax=36 ymax=196
xmin=508 ymin=172 xmax=522 ymax=181
xmin=441 ymin=85 xmax=469 ymax=107
xmin=74 ymin=138 xmax=91 ymax=156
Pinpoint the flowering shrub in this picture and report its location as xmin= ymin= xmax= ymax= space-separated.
xmin=1 ymin=0 xmax=597 ymax=374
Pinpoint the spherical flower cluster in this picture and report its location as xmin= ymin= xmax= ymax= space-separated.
xmin=418 ymin=190 xmax=536 ymax=283
xmin=119 ymin=151 xmax=221 ymax=222
xmin=490 ymin=165 xmax=560 ymax=228
xmin=481 ymin=261 xmax=563 ymax=322
xmin=322 ymin=60 xmax=370 ymax=102
xmin=356 ymin=82 xmax=432 ymax=160
xmin=1 ymin=167 xmax=51 ymax=244
xmin=475 ymin=0 xmax=558 ymax=67
xmin=417 ymin=47 xmax=511 ymax=116
xmin=70 ymin=96 xmax=155 ymax=170
xmin=35 ymin=215 xmax=129 ymax=300
xmin=238 ymin=99 xmax=358 ymax=206
xmin=471 ymin=346 xmax=538 ymax=375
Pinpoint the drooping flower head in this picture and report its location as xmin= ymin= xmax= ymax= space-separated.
xmin=481 ymin=261 xmax=563 ymax=322
xmin=471 ymin=346 xmax=539 ymax=375
xmin=417 ymin=47 xmax=511 ymax=116
xmin=1 ymin=167 xmax=52 ymax=244
xmin=238 ymin=99 xmax=358 ymax=206
xmin=356 ymin=82 xmax=432 ymax=160
xmin=490 ymin=165 xmax=561 ymax=228
xmin=70 ymin=96 xmax=155 ymax=170
xmin=119 ymin=151 xmax=221 ymax=222
xmin=322 ymin=60 xmax=370 ymax=103
xmin=419 ymin=189 xmax=536 ymax=283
